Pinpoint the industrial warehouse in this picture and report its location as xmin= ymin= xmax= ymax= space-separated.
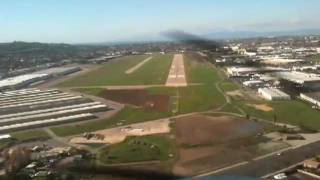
xmin=0 ymin=66 xmax=81 ymax=91
xmin=300 ymin=92 xmax=320 ymax=107
xmin=258 ymin=88 xmax=291 ymax=100
xmin=0 ymin=88 xmax=109 ymax=133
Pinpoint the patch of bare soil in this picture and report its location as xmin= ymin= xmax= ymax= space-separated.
xmin=175 ymin=114 xmax=264 ymax=146
xmin=173 ymin=114 xmax=266 ymax=176
xmin=247 ymin=103 xmax=273 ymax=112
xmin=99 ymin=89 xmax=169 ymax=112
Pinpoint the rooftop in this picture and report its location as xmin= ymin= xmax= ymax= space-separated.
xmin=259 ymin=88 xmax=290 ymax=97
xmin=31 ymin=66 xmax=80 ymax=76
xmin=275 ymin=71 xmax=320 ymax=84
xmin=0 ymin=74 xmax=48 ymax=88
xmin=301 ymin=92 xmax=320 ymax=100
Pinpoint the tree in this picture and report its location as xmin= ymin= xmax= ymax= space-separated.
xmin=273 ymin=114 xmax=277 ymax=125
xmin=245 ymin=114 xmax=250 ymax=120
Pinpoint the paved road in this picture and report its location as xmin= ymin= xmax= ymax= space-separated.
xmin=211 ymin=140 xmax=320 ymax=178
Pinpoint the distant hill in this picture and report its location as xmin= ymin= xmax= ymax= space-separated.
xmin=0 ymin=41 xmax=99 ymax=70
xmin=0 ymin=41 xmax=79 ymax=56
xmin=204 ymin=29 xmax=320 ymax=40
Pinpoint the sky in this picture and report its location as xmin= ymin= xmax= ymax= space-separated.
xmin=1 ymin=0 xmax=320 ymax=43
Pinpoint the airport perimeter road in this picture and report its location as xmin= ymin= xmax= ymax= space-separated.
xmin=209 ymin=140 xmax=320 ymax=178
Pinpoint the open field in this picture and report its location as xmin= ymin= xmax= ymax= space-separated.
xmin=174 ymin=114 xmax=264 ymax=146
xmin=70 ymin=119 xmax=171 ymax=145
xmin=98 ymin=89 xmax=170 ymax=112
xmin=172 ymin=114 xmax=274 ymax=176
xmin=184 ymin=53 xmax=222 ymax=84
xmin=177 ymin=85 xmax=225 ymax=113
xmin=220 ymin=81 xmax=240 ymax=92
xmin=11 ymin=130 xmax=50 ymax=142
xmin=50 ymin=53 xmax=226 ymax=138
xmin=235 ymin=99 xmax=320 ymax=130
xmin=57 ymin=54 xmax=173 ymax=87
xmin=0 ymin=130 xmax=50 ymax=150
xmin=98 ymin=135 xmax=175 ymax=164
xmin=71 ymin=53 xmax=226 ymax=116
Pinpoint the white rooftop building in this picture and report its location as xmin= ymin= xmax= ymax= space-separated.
xmin=257 ymin=46 xmax=274 ymax=52
xmin=275 ymin=71 xmax=320 ymax=84
xmin=0 ymin=66 xmax=80 ymax=90
xmin=292 ymin=65 xmax=320 ymax=71
xmin=32 ymin=66 xmax=81 ymax=76
xmin=0 ymin=74 xmax=49 ymax=90
xmin=258 ymin=88 xmax=291 ymax=101
xmin=260 ymin=56 xmax=304 ymax=65
xmin=243 ymin=80 xmax=264 ymax=88
xmin=300 ymin=92 xmax=320 ymax=106
xmin=227 ymin=66 xmax=287 ymax=77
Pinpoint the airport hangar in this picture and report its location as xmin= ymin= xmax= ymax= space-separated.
xmin=0 ymin=88 xmax=110 ymax=134
xmin=0 ymin=67 xmax=81 ymax=91
xmin=273 ymin=71 xmax=320 ymax=106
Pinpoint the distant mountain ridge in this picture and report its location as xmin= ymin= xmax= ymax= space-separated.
xmin=204 ymin=29 xmax=320 ymax=40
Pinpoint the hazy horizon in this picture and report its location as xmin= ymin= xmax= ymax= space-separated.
xmin=1 ymin=0 xmax=320 ymax=43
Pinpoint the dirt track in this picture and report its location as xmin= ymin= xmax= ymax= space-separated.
xmin=166 ymin=54 xmax=187 ymax=87
xmin=70 ymin=119 xmax=170 ymax=145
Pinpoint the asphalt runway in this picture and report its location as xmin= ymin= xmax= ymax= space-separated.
xmin=166 ymin=54 xmax=187 ymax=87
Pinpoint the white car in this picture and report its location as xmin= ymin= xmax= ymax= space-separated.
xmin=274 ymin=173 xmax=287 ymax=179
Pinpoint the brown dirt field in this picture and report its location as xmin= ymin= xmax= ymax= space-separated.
xmin=247 ymin=103 xmax=273 ymax=112
xmin=226 ymin=90 xmax=244 ymax=97
xmin=173 ymin=146 xmax=253 ymax=176
xmin=70 ymin=119 xmax=170 ymax=145
xmin=99 ymin=89 xmax=169 ymax=112
xmin=173 ymin=114 xmax=266 ymax=176
xmin=175 ymin=114 xmax=264 ymax=146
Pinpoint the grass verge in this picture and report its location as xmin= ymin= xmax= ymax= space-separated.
xmin=98 ymin=135 xmax=175 ymax=164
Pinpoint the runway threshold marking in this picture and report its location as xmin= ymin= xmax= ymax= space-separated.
xmin=165 ymin=54 xmax=187 ymax=87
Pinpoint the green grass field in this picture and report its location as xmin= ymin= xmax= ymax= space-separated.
xmin=179 ymin=53 xmax=226 ymax=112
xmin=0 ymin=130 xmax=50 ymax=150
xmin=219 ymin=103 xmax=242 ymax=114
xmin=220 ymin=81 xmax=240 ymax=92
xmin=57 ymin=54 xmax=173 ymax=87
xmin=11 ymin=130 xmax=50 ymax=142
xmin=214 ymin=74 xmax=320 ymax=130
xmin=234 ymin=99 xmax=320 ymax=130
xmin=74 ymin=53 xmax=227 ymax=114
xmin=52 ymin=53 xmax=228 ymax=136
xmin=184 ymin=54 xmax=221 ymax=84
xmin=98 ymin=135 xmax=175 ymax=164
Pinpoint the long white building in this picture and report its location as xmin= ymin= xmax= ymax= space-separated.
xmin=300 ymin=92 xmax=320 ymax=106
xmin=0 ymin=66 xmax=81 ymax=90
xmin=226 ymin=66 xmax=287 ymax=77
xmin=258 ymin=88 xmax=291 ymax=100
xmin=0 ymin=88 xmax=109 ymax=133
